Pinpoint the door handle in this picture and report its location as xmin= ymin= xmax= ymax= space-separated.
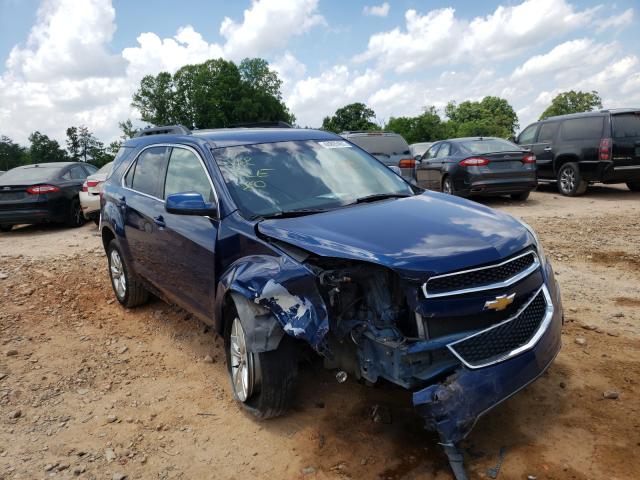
xmin=543 ymin=147 xmax=552 ymax=152
xmin=153 ymin=215 xmax=166 ymax=228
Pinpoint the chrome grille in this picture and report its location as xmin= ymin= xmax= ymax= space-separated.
xmin=422 ymin=250 xmax=539 ymax=298
xmin=447 ymin=286 xmax=553 ymax=369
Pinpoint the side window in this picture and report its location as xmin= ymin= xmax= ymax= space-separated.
xmin=424 ymin=144 xmax=440 ymax=160
xmin=435 ymin=143 xmax=450 ymax=157
xmin=129 ymin=147 xmax=169 ymax=198
xmin=560 ymin=117 xmax=604 ymax=141
xmin=517 ymin=124 xmax=538 ymax=144
xmin=538 ymin=122 xmax=560 ymax=143
xmin=84 ymin=164 xmax=98 ymax=175
xmin=70 ymin=166 xmax=87 ymax=180
xmin=164 ymin=147 xmax=215 ymax=203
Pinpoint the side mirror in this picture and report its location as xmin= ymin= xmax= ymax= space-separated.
xmin=414 ymin=154 xmax=423 ymax=162
xmin=165 ymin=192 xmax=217 ymax=217
xmin=388 ymin=165 xmax=402 ymax=175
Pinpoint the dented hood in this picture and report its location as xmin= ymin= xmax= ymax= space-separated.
xmin=258 ymin=192 xmax=532 ymax=278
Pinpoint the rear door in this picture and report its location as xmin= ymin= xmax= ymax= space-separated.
xmin=416 ymin=143 xmax=441 ymax=190
xmin=122 ymin=146 xmax=169 ymax=286
xmin=433 ymin=142 xmax=452 ymax=189
xmin=531 ymin=121 xmax=560 ymax=178
xmin=156 ymin=146 xmax=218 ymax=319
xmin=611 ymin=112 xmax=640 ymax=175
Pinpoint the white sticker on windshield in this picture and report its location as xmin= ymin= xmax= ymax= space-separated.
xmin=318 ymin=140 xmax=352 ymax=149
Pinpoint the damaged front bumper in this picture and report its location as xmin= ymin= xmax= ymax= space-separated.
xmin=412 ymin=279 xmax=563 ymax=444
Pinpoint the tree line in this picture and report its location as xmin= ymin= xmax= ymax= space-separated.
xmin=1 ymin=51 xmax=603 ymax=172
xmin=0 ymin=120 xmax=138 ymax=172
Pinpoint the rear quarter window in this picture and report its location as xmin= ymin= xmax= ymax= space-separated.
xmin=560 ymin=117 xmax=604 ymax=141
xmin=128 ymin=147 xmax=169 ymax=198
xmin=348 ymin=135 xmax=410 ymax=156
xmin=612 ymin=113 xmax=640 ymax=138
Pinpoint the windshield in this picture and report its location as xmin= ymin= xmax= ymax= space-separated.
xmin=460 ymin=138 xmax=522 ymax=154
xmin=214 ymin=140 xmax=413 ymax=218
xmin=0 ymin=165 xmax=63 ymax=183
xmin=347 ymin=135 xmax=410 ymax=156
xmin=411 ymin=143 xmax=432 ymax=156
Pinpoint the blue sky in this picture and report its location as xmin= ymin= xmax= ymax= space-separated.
xmin=1 ymin=0 xmax=638 ymax=144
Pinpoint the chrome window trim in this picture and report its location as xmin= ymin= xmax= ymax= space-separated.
xmin=614 ymin=165 xmax=640 ymax=171
xmin=422 ymin=250 xmax=539 ymax=299
xmin=120 ymin=143 xmax=220 ymax=217
xmin=447 ymin=284 xmax=554 ymax=370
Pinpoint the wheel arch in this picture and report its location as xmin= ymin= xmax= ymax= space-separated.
xmin=553 ymin=154 xmax=580 ymax=175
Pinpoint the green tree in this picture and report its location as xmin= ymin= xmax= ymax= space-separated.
xmin=445 ymin=96 xmax=519 ymax=138
xmin=131 ymin=58 xmax=294 ymax=128
xmin=28 ymin=131 xmax=67 ymax=164
xmin=118 ymin=119 xmax=138 ymax=140
xmin=0 ymin=136 xmax=29 ymax=171
xmin=66 ymin=127 xmax=81 ymax=160
xmin=386 ymin=106 xmax=448 ymax=143
xmin=322 ymin=103 xmax=378 ymax=133
xmin=539 ymin=90 xmax=602 ymax=120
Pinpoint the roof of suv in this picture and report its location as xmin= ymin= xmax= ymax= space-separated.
xmin=542 ymin=108 xmax=640 ymax=121
xmin=123 ymin=127 xmax=340 ymax=149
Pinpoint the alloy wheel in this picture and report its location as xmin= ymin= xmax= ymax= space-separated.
xmin=442 ymin=178 xmax=453 ymax=195
xmin=109 ymin=249 xmax=127 ymax=299
xmin=229 ymin=317 xmax=254 ymax=402
xmin=559 ymin=167 xmax=576 ymax=194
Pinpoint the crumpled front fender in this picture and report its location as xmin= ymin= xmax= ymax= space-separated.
xmin=217 ymin=254 xmax=329 ymax=349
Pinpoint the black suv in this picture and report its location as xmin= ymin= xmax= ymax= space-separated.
xmin=516 ymin=109 xmax=640 ymax=196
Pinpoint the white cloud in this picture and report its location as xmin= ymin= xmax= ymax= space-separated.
xmin=355 ymin=0 xmax=597 ymax=73
xmin=220 ymin=0 xmax=325 ymax=60
xmin=596 ymin=8 xmax=634 ymax=33
xmin=0 ymin=0 xmax=326 ymax=144
xmin=511 ymin=39 xmax=616 ymax=79
xmin=363 ymin=3 xmax=390 ymax=18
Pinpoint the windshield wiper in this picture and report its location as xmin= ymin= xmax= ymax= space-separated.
xmin=350 ymin=193 xmax=411 ymax=205
xmin=254 ymin=208 xmax=329 ymax=220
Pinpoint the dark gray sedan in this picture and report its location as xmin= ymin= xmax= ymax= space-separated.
xmin=415 ymin=137 xmax=538 ymax=200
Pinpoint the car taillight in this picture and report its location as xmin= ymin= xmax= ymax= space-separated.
xmin=82 ymin=181 xmax=88 ymax=192
xmin=87 ymin=180 xmax=101 ymax=188
xmin=522 ymin=154 xmax=536 ymax=164
xmin=26 ymin=185 xmax=60 ymax=194
xmin=599 ymin=138 xmax=612 ymax=161
xmin=459 ymin=157 xmax=490 ymax=167
xmin=398 ymin=158 xmax=416 ymax=168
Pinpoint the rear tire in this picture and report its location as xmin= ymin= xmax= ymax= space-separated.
xmin=224 ymin=306 xmax=298 ymax=420
xmin=0 ymin=225 xmax=12 ymax=233
xmin=442 ymin=176 xmax=455 ymax=195
xmin=627 ymin=181 xmax=640 ymax=192
xmin=511 ymin=191 xmax=530 ymax=201
xmin=107 ymin=240 xmax=149 ymax=308
xmin=66 ymin=198 xmax=86 ymax=227
xmin=557 ymin=162 xmax=587 ymax=196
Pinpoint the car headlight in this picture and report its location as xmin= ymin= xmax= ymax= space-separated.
xmin=519 ymin=220 xmax=547 ymax=267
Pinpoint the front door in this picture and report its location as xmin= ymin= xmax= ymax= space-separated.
xmin=530 ymin=121 xmax=560 ymax=179
xmin=155 ymin=145 xmax=218 ymax=320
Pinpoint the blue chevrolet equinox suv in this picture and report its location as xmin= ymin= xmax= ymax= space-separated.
xmin=100 ymin=125 xmax=563 ymax=476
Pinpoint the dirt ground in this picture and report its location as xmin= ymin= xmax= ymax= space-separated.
xmin=1 ymin=184 xmax=639 ymax=480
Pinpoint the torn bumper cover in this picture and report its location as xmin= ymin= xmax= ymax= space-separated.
xmin=412 ymin=288 xmax=563 ymax=444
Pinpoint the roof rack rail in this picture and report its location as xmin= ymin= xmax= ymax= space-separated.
xmin=229 ymin=121 xmax=292 ymax=128
xmin=135 ymin=125 xmax=192 ymax=137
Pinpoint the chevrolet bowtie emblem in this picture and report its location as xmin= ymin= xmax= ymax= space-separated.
xmin=484 ymin=293 xmax=515 ymax=311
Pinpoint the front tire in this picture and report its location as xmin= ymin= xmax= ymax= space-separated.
xmin=107 ymin=240 xmax=149 ymax=308
xmin=511 ymin=191 xmax=530 ymax=201
xmin=557 ymin=163 xmax=587 ymax=196
xmin=627 ymin=181 xmax=640 ymax=192
xmin=224 ymin=309 xmax=298 ymax=419
xmin=66 ymin=198 xmax=86 ymax=227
